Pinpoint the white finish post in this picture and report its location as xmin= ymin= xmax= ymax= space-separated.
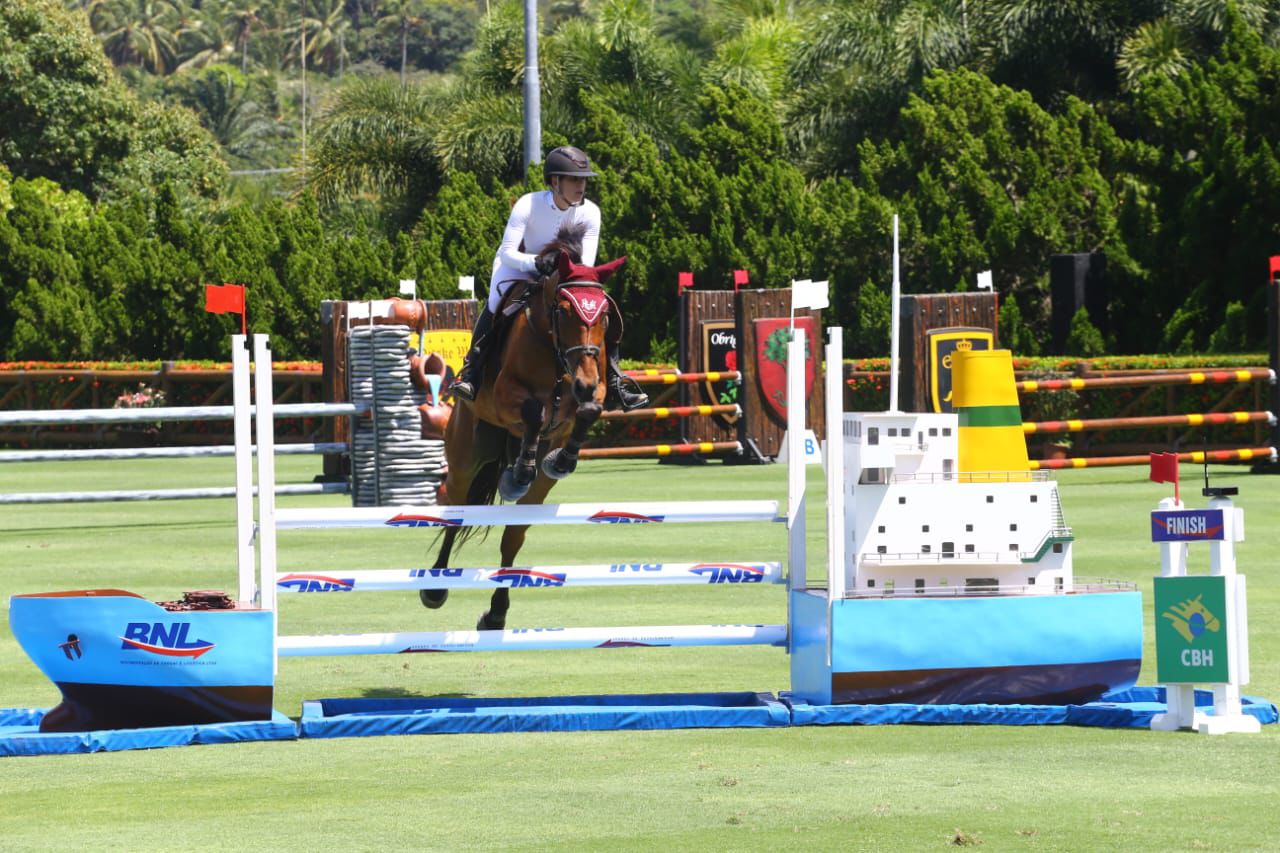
xmin=232 ymin=335 xmax=255 ymax=604
xmin=1202 ymin=496 xmax=1258 ymax=734
xmin=252 ymin=335 xmax=279 ymax=672
xmin=888 ymin=214 xmax=901 ymax=412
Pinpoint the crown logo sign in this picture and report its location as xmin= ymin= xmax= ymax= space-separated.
xmin=955 ymin=339 xmax=973 ymax=352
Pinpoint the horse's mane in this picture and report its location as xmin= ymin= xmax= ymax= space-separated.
xmin=537 ymin=222 xmax=586 ymax=265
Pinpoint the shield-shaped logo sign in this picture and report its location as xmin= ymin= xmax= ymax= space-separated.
xmin=753 ymin=316 xmax=817 ymax=423
xmin=700 ymin=320 xmax=740 ymax=426
xmin=928 ymin=327 xmax=994 ymax=413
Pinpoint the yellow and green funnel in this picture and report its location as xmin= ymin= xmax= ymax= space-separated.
xmin=952 ymin=349 xmax=1030 ymax=476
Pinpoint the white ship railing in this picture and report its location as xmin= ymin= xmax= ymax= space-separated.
xmin=840 ymin=578 xmax=1136 ymax=599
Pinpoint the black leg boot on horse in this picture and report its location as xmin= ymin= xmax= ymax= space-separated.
xmin=450 ymin=307 xmax=496 ymax=402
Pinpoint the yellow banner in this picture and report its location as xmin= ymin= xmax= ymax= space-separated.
xmin=413 ymin=330 xmax=473 ymax=374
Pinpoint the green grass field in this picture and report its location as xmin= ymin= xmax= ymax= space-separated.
xmin=1 ymin=456 xmax=1278 ymax=851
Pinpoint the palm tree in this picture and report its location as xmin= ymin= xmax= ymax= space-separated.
xmin=294 ymin=0 xmax=352 ymax=74
xmin=375 ymin=0 xmax=431 ymax=87
xmin=1117 ymin=18 xmax=1191 ymax=91
xmin=178 ymin=0 xmax=239 ymax=70
xmin=96 ymin=0 xmax=181 ymax=72
xmin=226 ymin=1 xmax=264 ymax=73
xmin=306 ymin=75 xmax=449 ymax=207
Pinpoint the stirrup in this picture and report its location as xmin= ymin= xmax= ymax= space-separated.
xmin=451 ymin=379 xmax=477 ymax=402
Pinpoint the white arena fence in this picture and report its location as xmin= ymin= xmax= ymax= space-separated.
xmin=0 ymin=375 xmax=365 ymax=504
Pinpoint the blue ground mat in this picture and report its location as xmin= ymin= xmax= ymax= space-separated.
xmin=300 ymin=691 xmax=792 ymax=738
xmin=300 ymin=686 xmax=1277 ymax=738
xmin=783 ymin=686 xmax=1280 ymax=728
xmin=0 ymin=709 xmax=297 ymax=756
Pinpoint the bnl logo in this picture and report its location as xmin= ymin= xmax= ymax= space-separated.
xmin=410 ymin=569 xmax=462 ymax=578
xmin=488 ymin=569 xmax=566 ymax=588
xmin=690 ymin=563 xmax=766 ymax=584
xmin=278 ymin=574 xmax=354 ymax=592
xmin=120 ymin=622 xmax=216 ymax=658
xmin=589 ymin=511 xmax=665 ymax=524
xmin=386 ymin=513 xmax=462 ymax=527
xmin=1163 ymin=595 xmax=1221 ymax=666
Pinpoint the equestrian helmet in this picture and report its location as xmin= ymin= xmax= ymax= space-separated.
xmin=543 ymin=146 xmax=598 ymax=182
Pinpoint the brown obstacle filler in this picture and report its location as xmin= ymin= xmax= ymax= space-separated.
xmin=679 ymin=288 xmax=824 ymax=462
xmin=898 ymin=293 xmax=998 ymax=412
xmin=320 ymin=299 xmax=477 ymax=480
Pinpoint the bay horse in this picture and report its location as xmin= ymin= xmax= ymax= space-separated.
xmin=420 ymin=234 xmax=626 ymax=630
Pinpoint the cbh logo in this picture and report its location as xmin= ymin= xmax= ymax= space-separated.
xmin=120 ymin=622 xmax=215 ymax=658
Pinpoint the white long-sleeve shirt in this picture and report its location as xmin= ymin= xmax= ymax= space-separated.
xmin=488 ymin=190 xmax=601 ymax=311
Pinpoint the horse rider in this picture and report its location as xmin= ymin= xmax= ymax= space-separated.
xmin=450 ymin=145 xmax=649 ymax=412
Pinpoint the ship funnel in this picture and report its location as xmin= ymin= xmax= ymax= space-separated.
xmin=953 ymin=349 xmax=1030 ymax=478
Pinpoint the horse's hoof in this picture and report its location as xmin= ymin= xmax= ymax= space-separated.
xmin=419 ymin=589 xmax=449 ymax=609
xmin=541 ymin=449 xmax=576 ymax=480
xmin=477 ymin=610 xmax=506 ymax=631
xmin=498 ymin=467 xmax=530 ymax=502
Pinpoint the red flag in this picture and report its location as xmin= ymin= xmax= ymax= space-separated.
xmin=1270 ymin=255 xmax=1280 ymax=280
xmin=205 ymin=284 xmax=247 ymax=334
xmin=1149 ymin=452 xmax=1180 ymax=503
xmin=678 ymin=271 xmax=693 ymax=290
xmin=732 ymin=269 xmax=749 ymax=290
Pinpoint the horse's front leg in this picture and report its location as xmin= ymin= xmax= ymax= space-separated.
xmin=418 ymin=526 xmax=459 ymax=609
xmin=478 ymin=474 xmax=557 ymax=631
xmin=498 ymin=396 xmax=544 ymax=502
xmin=541 ymin=400 xmax=602 ymax=480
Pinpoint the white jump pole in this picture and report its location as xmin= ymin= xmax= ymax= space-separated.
xmin=253 ymin=335 xmax=279 ymax=673
xmin=889 ymin=214 xmax=901 ymax=412
xmin=275 ymin=561 xmax=786 ymax=593
xmin=785 ymin=328 xmax=806 ymax=654
xmin=273 ymin=500 xmax=780 ymax=529
xmin=278 ymin=623 xmax=788 ymax=656
xmin=233 ymin=335 xmax=254 ymax=604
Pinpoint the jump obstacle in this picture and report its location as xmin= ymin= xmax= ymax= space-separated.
xmin=7 ymin=326 xmax=1278 ymax=750
xmin=1021 ymin=367 xmax=1277 ymax=470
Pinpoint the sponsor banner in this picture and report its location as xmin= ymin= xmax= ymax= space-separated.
xmin=1151 ymin=509 xmax=1225 ymax=542
xmin=753 ymin=316 xmax=817 ymax=423
xmin=416 ymin=329 xmax=473 ymax=375
xmin=700 ymin=320 xmax=740 ymax=426
xmin=1154 ymin=575 xmax=1231 ymax=684
xmin=927 ymin=328 xmax=994 ymax=413
xmin=10 ymin=592 xmax=274 ymax=688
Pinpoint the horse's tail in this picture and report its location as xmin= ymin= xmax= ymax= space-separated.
xmin=451 ymin=456 xmax=501 ymax=549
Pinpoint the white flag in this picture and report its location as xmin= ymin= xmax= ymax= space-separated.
xmin=399 ymin=279 xmax=417 ymax=297
xmin=458 ymin=275 xmax=475 ymax=294
xmin=792 ymin=279 xmax=829 ymax=311
xmin=976 ymin=270 xmax=993 ymax=291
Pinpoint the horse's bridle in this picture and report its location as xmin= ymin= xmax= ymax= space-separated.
xmin=526 ymin=278 xmax=606 ymax=430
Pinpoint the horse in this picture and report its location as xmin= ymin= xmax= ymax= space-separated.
xmin=420 ymin=233 xmax=626 ymax=630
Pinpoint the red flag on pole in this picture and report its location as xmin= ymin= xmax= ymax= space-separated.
xmin=1149 ymin=452 xmax=1180 ymax=503
xmin=732 ymin=269 xmax=749 ymax=291
xmin=1269 ymin=255 xmax=1280 ymax=280
xmin=678 ymin=271 xmax=693 ymax=290
xmin=205 ymin=284 xmax=247 ymax=335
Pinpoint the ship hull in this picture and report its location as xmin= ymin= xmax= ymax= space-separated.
xmin=10 ymin=590 xmax=274 ymax=732
xmin=790 ymin=589 xmax=1142 ymax=706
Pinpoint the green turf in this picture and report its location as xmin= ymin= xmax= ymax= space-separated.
xmin=1 ymin=456 xmax=1277 ymax=851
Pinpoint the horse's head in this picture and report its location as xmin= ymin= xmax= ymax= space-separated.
xmin=536 ymin=248 xmax=626 ymax=404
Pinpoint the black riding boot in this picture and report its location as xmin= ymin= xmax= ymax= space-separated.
xmin=605 ymin=350 xmax=649 ymax=412
xmin=450 ymin=307 xmax=495 ymax=402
